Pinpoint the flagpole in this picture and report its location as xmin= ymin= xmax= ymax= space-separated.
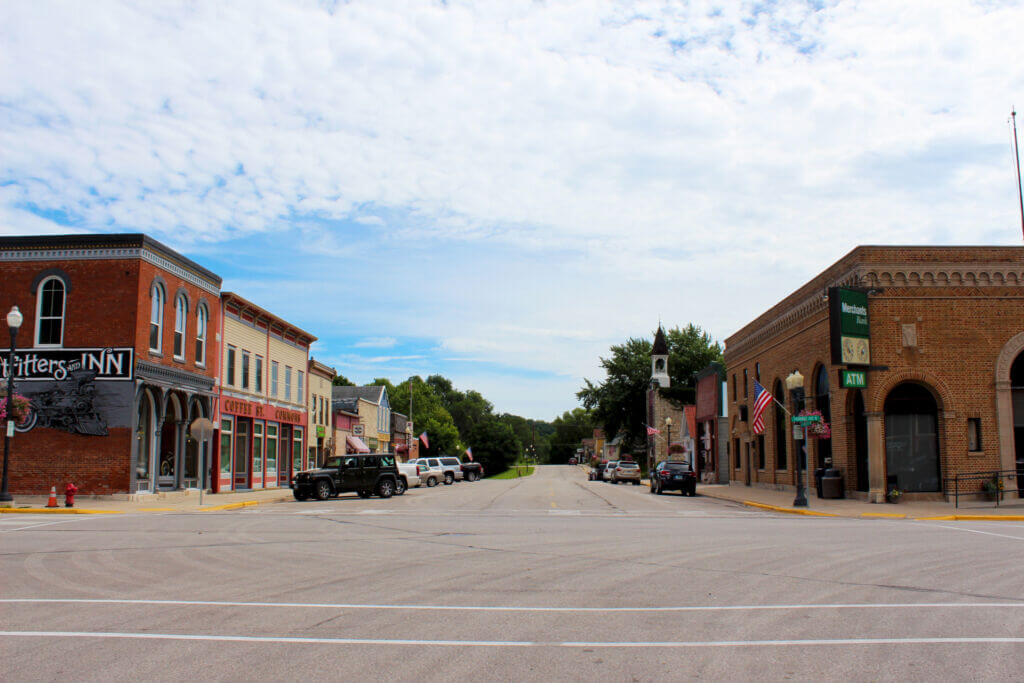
xmin=1013 ymin=107 xmax=1024 ymax=241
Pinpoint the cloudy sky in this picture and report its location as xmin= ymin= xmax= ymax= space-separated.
xmin=2 ymin=1 xmax=1023 ymax=419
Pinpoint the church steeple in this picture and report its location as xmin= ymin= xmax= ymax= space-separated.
xmin=651 ymin=326 xmax=670 ymax=388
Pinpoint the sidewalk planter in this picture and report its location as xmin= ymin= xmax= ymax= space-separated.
xmin=886 ymin=489 xmax=903 ymax=503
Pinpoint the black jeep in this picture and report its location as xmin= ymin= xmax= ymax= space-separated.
xmin=292 ymin=453 xmax=399 ymax=500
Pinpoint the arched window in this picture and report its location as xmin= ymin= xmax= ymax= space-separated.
xmin=149 ymin=283 xmax=165 ymax=352
xmin=774 ymin=379 xmax=787 ymax=470
xmin=35 ymin=277 xmax=66 ymax=346
xmin=195 ymin=305 xmax=208 ymax=366
xmin=173 ymin=294 xmax=188 ymax=359
xmin=815 ymin=366 xmax=832 ymax=468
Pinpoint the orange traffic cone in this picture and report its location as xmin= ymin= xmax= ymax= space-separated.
xmin=46 ymin=486 xmax=58 ymax=508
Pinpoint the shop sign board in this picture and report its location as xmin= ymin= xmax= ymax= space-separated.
xmin=792 ymin=424 xmax=804 ymax=440
xmin=1 ymin=347 xmax=133 ymax=382
xmin=841 ymin=370 xmax=867 ymax=388
xmin=353 ymin=424 xmax=364 ymax=436
xmin=829 ymin=287 xmax=871 ymax=366
xmin=316 ymin=425 xmax=326 ymax=438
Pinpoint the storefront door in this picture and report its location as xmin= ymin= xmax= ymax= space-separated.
xmin=233 ymin=419 xmax=250 ymax=489
xmin=279 ymin=425 xmax=291 ymax=487
xmin=884 ymin=383 xmax=940 ymax=493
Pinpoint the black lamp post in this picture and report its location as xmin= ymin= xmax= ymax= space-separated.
xmin=786 ymin=370 xmax=807 ymax=507
xmin=664 ymin=415 xmax=672 ymax=461
xmin=1 ymin=305 xmax=24 ymax=503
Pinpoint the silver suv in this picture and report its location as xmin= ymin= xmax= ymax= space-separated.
xmin=415 ymin=457 xmax=463 ymax=485
xmin=609 ymin=460 xmax=641 ymax=485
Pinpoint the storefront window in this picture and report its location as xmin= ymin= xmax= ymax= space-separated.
xmin=293 ymin=426 xmax=303 ymax=473
xmin=253 ymin=421 xmax=264 ymax=476
xmin=220 ymin=417 xmax=233 ymax=474
xmin=266 ymin=423 xmax=278 ymax=472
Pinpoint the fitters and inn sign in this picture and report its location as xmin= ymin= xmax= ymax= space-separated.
xmin=0 ymin=348 xmax=134 ymax=382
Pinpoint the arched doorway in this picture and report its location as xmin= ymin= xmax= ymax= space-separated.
xmin=135 ymin=390 xmax=156 ymax=492
xmin=158 ymin=394 xmax=183 ymax=490
xmin=853 ymin=391 xmax=869 ymax=492
xmin=884 ymin=383 xmax=940 ymax=493
xmin=814 ymin=367 xmax=832 ymax=469
xmin=1010 ymin=353 xmax=1024 ymax=495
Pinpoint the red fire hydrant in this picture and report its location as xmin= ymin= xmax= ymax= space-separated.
xmin=64 ymin=482 xmax=78 ymax=508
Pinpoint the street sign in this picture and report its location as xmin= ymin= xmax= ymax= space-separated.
xmin=841 ymin=370 xmax=867 ymax=388
xmin=791 ymin=414 xmax=822 ymax=424
xmin=792 ymin=424 xmax=804 ymax=440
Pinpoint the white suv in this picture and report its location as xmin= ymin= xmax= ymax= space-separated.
xmin=415 ymin=457 xmax=463 ymax=485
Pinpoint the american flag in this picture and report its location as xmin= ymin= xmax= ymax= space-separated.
xmin=646 ymin=425 xmax=661 ymax=436
xmin=751 ymin=380 xmax=774 ymax=435
xmin=419 ymin=432 xmax=429 ymax=449
xmin=465 ymin=446 xmax=473 ymax=461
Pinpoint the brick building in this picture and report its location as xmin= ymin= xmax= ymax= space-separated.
xmin=694 ymin=362 xmax=728 ymax=483
xmin=724 ymin=246 xmax=1024 ymax=503
xmin=307 ymin=358 xmax=335 ymax=465
xmin=645 ymin=327 xmax=696 ymax=471
xmin=0 ymin=234 xmax=221 ymax=494
xmin=216 ymin=292 xmax=314 ymax=492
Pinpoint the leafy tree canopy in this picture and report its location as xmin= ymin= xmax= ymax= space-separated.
xmin=576 ymin=324 xmax=722 ymax=454
xmin=331 ymin=373 xmax=355 ymax=386
xmin=384 ymin=376 xmax=461 ymax=457
xmin=466 ymin=418 xmax=522 ymax=475
xmin=547 ymin=407 xmax=595 ymax=464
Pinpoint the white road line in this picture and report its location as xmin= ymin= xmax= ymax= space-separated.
xmin=3 ymin=598 xmax=1024 ymax=613
xmin=2 ymin=631 xmax=1024 ymax=648
xmin=925 ymin=524 xmax=1024 ymax=541
xmin=0 ymin=518 xmax=86 ymax=533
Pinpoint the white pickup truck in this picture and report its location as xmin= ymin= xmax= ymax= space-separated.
xmin=396 ymin=461 xmax=421 ymax=494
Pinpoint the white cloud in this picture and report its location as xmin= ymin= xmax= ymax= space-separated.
xmin=353 ymin=337 xmax=398 ymax=348
xmin=3 ymin=0 xmax=1023 ymax=417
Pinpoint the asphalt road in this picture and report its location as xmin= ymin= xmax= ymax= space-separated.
xmin=3 ymin=465 xmax=1024 ymax=681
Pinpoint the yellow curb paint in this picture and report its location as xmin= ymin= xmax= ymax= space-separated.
xmin=915 ymin=516 xmax=956 ymax=521
xmin=741 ymin=501 xmax=838 ymax=517
xmin=860 ymin=513 xmax=907 ymax=518
xmin=949 ymin=514 xmax=1024 ymax=522
xmin=0 ymin=508 xmax=123 ymax=514
xmin=197 ymin=500 xmax=259 ymax=512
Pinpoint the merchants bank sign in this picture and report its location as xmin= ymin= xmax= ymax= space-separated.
xmin=1 ymin=347 xmax=134 ymax=382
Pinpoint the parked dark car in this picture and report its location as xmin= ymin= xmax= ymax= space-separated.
xmin=293 ymin=453 xmax=400 ymax=500
xmin=650 ymin=460 xmax=697 ymax=496
xmin=589 ymin=461 xmax=608 ymax=481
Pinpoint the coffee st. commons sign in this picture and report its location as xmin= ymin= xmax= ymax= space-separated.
xmin=0 ymin=348 xmax=134 ymax=382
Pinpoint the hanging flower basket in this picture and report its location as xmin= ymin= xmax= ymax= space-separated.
xmin=0 ymin=392 xmax=32 ymax=424
xmin=798 ymin=410 xmax=831 ymax=439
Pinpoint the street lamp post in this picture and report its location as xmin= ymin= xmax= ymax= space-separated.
xmin=664 ymin=415 xmax=672 ymax=468
xmin=1 ymin=306 xmax=24 ymax=503
xmin=786 ymin=370 xmax=808 ymax=507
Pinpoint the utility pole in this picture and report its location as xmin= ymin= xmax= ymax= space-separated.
xmin=1013 ymin=108 xmax=1024 ymax=241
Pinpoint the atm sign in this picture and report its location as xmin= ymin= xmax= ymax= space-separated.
xmin=842 ymin=370 xmax=867 ymax=388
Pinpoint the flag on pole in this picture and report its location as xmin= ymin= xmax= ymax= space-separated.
xmin=465 ymin=446 xmax=473 ymax=461
xmin=419 ymin=432 xmax=429 ymax=449
xmin=646 ymin=425 xmax=660 ymax=436
xmin=752 ymin=380 xmax=774 ymax=435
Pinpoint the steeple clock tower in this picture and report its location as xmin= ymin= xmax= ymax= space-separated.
xmin=651 ymin=326 xmax=670 ymax=388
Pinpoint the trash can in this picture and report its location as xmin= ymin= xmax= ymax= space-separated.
xmin=814 ymin=468 xmax=827 ymax=498
xmin=821 ymin=469 xmax=845 ymax=499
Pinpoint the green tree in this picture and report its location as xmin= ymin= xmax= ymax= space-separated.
xmin=387 ymin=376 xmax=461 ymax=457
xmin=332 ymin=373 xmax=355 ymax=387
xmin=547 ymin=407 xmax=595 ymax=464
xmin=577 ymin=324 xmax=722 ymax=455
xmin=466 ymin=418 xmax=522 ymax=476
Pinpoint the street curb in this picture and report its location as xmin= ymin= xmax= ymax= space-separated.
xmin=742 ymin=501 xmax=839 ymax=517
xmin=920 ymin=514 xmax=1024 ymax=522
xmin=0 ymin=507 xmax=123 ymax=514
xmin=197 ymin=500 xmax=259 ymax=512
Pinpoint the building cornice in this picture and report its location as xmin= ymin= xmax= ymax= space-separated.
xmin=136 ymin=360 xmax=216 ymax=394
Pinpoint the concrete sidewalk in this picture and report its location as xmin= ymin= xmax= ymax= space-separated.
xmin=697 ymin=482 xmax=1024 ymax=521
xmin=0 ymin=487 xmax=294 ymax=514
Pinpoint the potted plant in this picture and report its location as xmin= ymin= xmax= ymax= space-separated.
xmin=886 ymin=487 xmax=903 ymax=503
xmin=798 ymin=410 xmax=831 ymax=439
xmin=0 ymin=391 xmax=31 ymax=425
xmin=981 ymin=476 xmax=1003 ymax=501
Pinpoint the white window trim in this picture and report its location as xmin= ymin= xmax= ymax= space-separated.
xmin=195 ymin=306 xmax=207 ymax=367
xmin=173 ymin=294 xmax=187 ymax=361
xmin=34 ymin=275 xmax=66 ymax=348
xmin=149 ymin=283 xmax=165 ymax=353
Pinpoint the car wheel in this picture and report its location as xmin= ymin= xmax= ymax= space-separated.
xmin=427 ymin=477 xmax=437 ymax=487
xmin=377 ymin=479 xmax=394 ymax=498
xmin=466 ymin=471 xmax=477 ymax=482
xmin=395 ymin=478 xmax=407 ymax=496
xmin=444 ymin=472 xmax=454 ymax=485
xmin=315 ymin=480 xmax=332 ymax=501
xmin=293 ymin=489 xmax=308 ymax=501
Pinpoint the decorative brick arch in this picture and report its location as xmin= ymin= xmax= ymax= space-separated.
xmin=866 ymin=369 xmax=955 ymax=416
xmin=993 ymin=330 xmax=1024 ymax=480
xmin=994 ymin=330 xmax=1024 ymax=383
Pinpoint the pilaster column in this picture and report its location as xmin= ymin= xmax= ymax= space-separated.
xmin=175 ymin=420 xmax=186 ymax=489
xmin=866 ymin=411 xmax=885 ymax=503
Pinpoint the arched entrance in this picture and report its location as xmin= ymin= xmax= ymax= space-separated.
xmin=135 ymin=390 xmax=156 ymax=492
xmin=158 ymin=394 xmax=184 ymax=490
xmin=814 ymin=366 xmax=832 ymax=469
xmin=884 ymin=383 xmax=940 ymax=493
xmin=852 ymin=391 xmax=869 ymax=492
xmin=1010 ymin=353 xmax=1024 ymax=495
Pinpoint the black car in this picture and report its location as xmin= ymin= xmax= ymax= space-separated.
xmin=589 ymin=461 xmax=608 ymax=481
xmin=293 ymin=453 xmax=400 ymax=500
xmin=650 ymin=460 xmax=697 ymax=496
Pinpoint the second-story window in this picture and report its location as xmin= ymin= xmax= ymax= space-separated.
xmin=241 ymin=351 xmax=251 ymax=390
xmin=35 ymin=277 xmax=66 ymax=347
xmin=255 ymin=355 xmax=264 ymax=393
xmin=297 ymin=371 xmax=304 ymax=401
xmin=226 ymin=345 xmax=236 ymax=386
xmin=173 ymin=294 xmax=187 ymax=360
xmin=271 ymin=361 xmax=279 ymax=397
xmin=285 ymin=366 xmax=292 ymax=401
xmin=149 ymin=283 xmax=165 ymax=352
xmin=195 ymin=306 xmax=207 ymax=366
